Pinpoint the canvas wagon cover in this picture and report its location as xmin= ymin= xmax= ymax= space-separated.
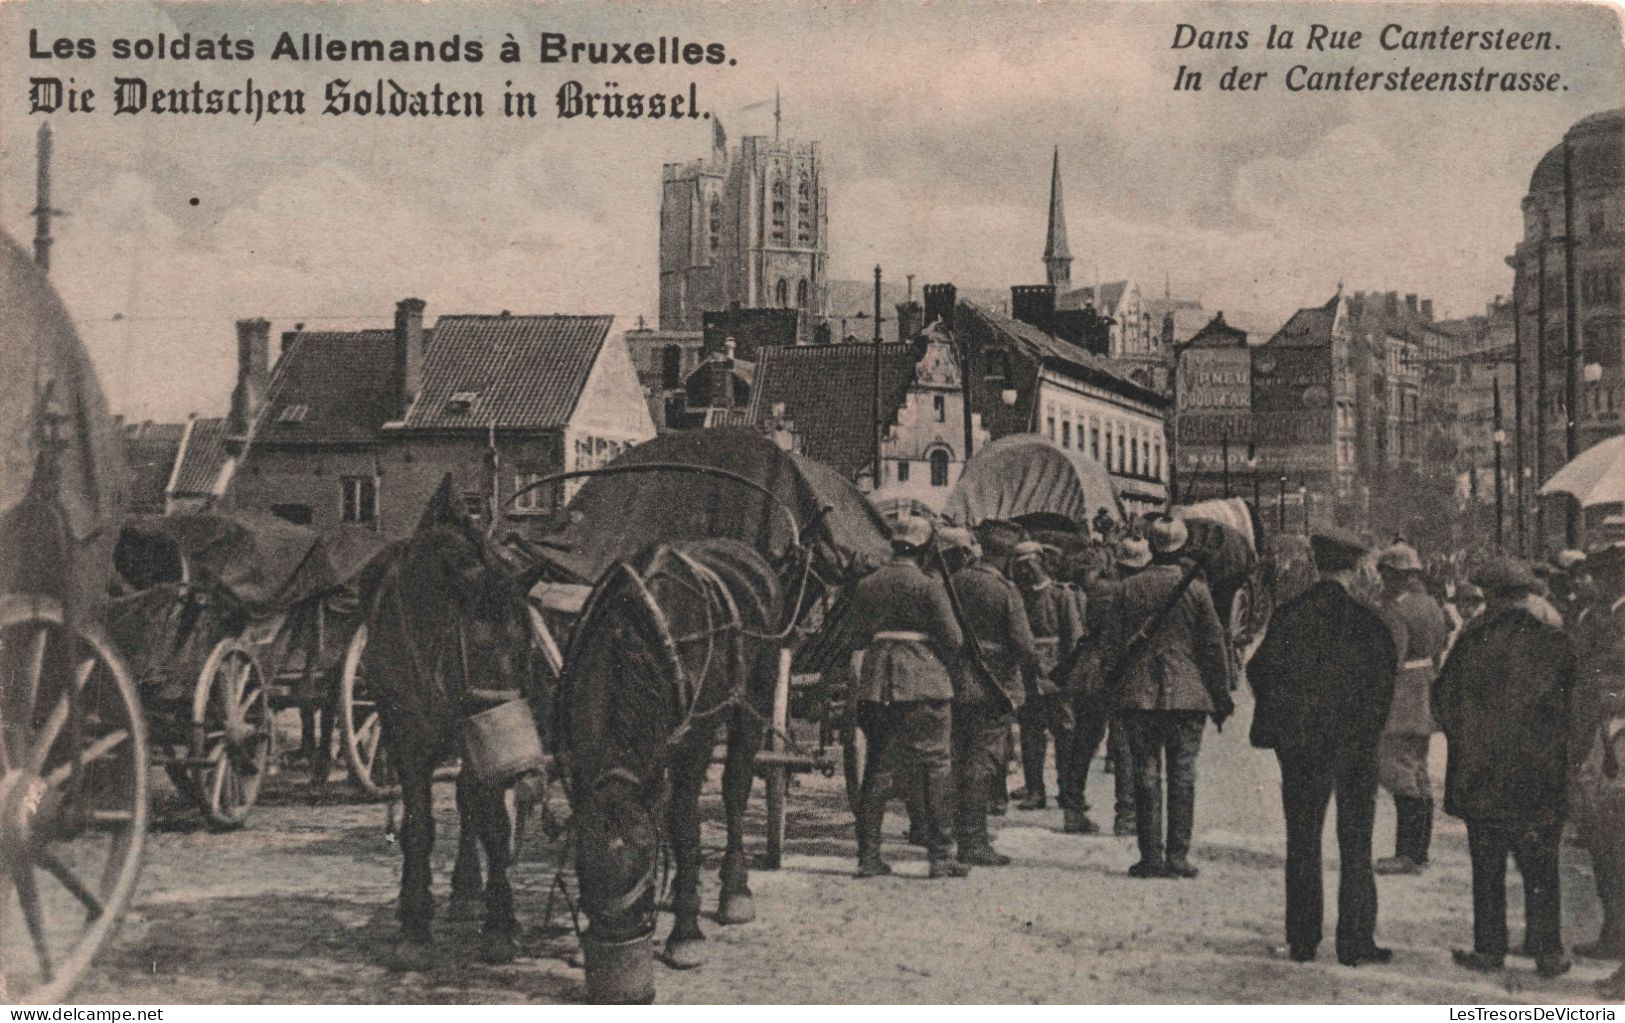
xmin=0 ymin=233 xmax=124 ymax=616
xmin=942 ymin=434 xmax=1122 ymax=530
xmin=535 ymin=428 xmax=891 ymax=585
xmin=120 ymin=511 xmax=341 ymax=613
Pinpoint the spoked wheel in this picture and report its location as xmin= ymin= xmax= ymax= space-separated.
xmin=187 ymin=638 xmax=269 ymax=830
xmin=842 ymin=723 xmax=867 ymax=820
xmin=0 ymin=594 xmax=148 ymax=1004
xmin=339 ymin=624 xmax=397 ymax=799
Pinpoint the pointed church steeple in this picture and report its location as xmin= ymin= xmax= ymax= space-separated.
xmin=1043 ymin=146 xmax=1072 ymax=293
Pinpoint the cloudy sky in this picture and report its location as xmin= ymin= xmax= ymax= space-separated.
xmin=2 ymin=0 xmax=1621 ymax=421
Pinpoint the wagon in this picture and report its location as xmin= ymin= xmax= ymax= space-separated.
xmin=1171 ymin=496 xmax=1271 ymax=657
xmin=519 ymin=427 xmax=892 ymax=867
xmin=107 ymin=511 xmax=388 ymax=826
xmin=1 ymin=234 xmax=147 ymax=1002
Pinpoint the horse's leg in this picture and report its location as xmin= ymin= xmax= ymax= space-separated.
xmin=449 ymin=769 xmax=485 ymax=921
xmin=311 ymin=677 xmax=336 ymax=788
xmin=662 ymin=756 xmax=708 ymax=970
xmin=717 ymin=710 xmax=764 ymax=926
xmin=396 ymin=755 xmax=437 ymax=960
xmin=472 ymin=779 xmax=519 ymax=963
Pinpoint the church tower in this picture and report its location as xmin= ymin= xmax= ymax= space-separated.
xmin=659 ymin=111 xmax=829 ymax=332
xmin=1043 ymin=146 xmax=1072 ymax=293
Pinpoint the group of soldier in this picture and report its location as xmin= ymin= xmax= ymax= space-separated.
xmin=834 ymin=511 xmax=1625 ymax=997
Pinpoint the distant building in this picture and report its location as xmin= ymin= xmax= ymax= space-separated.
xmin=1173 ymin=313 xmax=1252 ymax=500
xmin=119 ymin=419 xmax=185 ymax=515
xmin=659 ymin=123 xmax=828 ymax=331
xmin=1508 ymin=106 xmax=1624 ymax=546
xmin=227 ymin=300 xmax=655 ymax=543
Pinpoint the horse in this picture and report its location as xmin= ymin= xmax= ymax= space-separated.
xmin=560 ymin=536 xmax=808 ymax=969
xmin=358 ymin=479 xmax=541 ymax=964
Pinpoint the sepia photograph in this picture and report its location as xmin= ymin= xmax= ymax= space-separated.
xmin=2 ymin=0 xmax=1625 ymax=1007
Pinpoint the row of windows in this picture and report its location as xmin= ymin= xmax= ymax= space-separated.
xmin=774 ymin=277 xmax=811 ymax=308
xmin=1043 ymin=413 xmax=1163 ymax=479
xmin=769 ymin=178 xmax=816 ymax=245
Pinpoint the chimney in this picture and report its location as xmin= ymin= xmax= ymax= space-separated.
xmin=1421 ymin=299 xmax=1433 ymax=321
xmin=895 ymin=301 xmax=921 ymax=343
xmin=1405 ymin=293 xmax=1418 ymax=314
xmin=281 ymin=330 xmax=301 ymax=355
xmin=229 ymin=318 xmax=271 ymax=437
xmin=1011 ymin=285 xmax=1057 ymax=332
xmin=395 ymin=297 xmax=427 ymax=415
xmin=1385 ymin=291 xmax=1399 ymax=317
xmin=923 ymin=283 xmax=957 ymax=332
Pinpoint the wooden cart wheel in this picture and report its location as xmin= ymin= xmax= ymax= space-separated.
xmin=761 ymin=649 xmax=792 ymax=870
xmin=339 ymin=624 xmax=398 ymax=800
xmin=0 ymin=594 xmax=148 ymax=1004
xmin=187 ymin=638 xmax=269 ymax=830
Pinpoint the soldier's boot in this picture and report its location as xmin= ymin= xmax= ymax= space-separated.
xmin=1018 ymin=718 xmax=1047 ymax=809
xmin=1413 ymin=798 xmax=1434 ymax=866
xmin=1063 ymin=806 xmax=1100 ymax=835
xmin=1163 ymin=777 xmax=1199 ymax=879
xmin=925 ymin=771 xmax=970 ymax=878
xmin=1127 ymin=782 xmax=1165 ymax=878
xmin=855 ymin=787 xmax=891 ymax=878
xmin=1376 ymin=797 xmax=1426 ymax=875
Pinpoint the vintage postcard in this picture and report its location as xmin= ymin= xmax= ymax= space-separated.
xmin=3 ymin=0 xmax=1624 ymax=1008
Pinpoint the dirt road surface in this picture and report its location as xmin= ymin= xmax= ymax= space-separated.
xmin=72 ymin=689 xmax=1619 ymax=1004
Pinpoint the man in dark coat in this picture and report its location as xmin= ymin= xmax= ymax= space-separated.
xmin=839 ymin=516 xmax=970 ymax=879
xmin=948 ymin=528 xmax=1039 ymax=865
xmin=1374 ymin=543 xmax=1452 ymax=875
xmin=1115 ymin=517 xmax=1233 ymax=879
xmin=1433 ymin=557 xmax=1574 ymax=978
xmin=1248 ymin=527 xmax=1397 ymax=967
xmin=1013 ymin=540 xmax=1084 ymax=818
xmin=1573 ymin=542 xmax=1625 ymax=966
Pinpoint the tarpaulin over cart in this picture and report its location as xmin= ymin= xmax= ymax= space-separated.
xmin=116 ymin=511 xmax=347 ymax=613
xmin=942 ymin=434 xmax=1122 ymax=532
xmin=533 ymin=428 xmax=892 ymax=586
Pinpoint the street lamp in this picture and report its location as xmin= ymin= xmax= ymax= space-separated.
xmin=1298 ymin=482 xmax=1309 ymax=533
xmin=1278 ymin=475 xmax=1288 ymax=532
xmin=1221 ymin=429 xmax=1232 ymax=498
xmin=1493 ymin=374 xmax=1506 ymax=551
xmin=1246 ymin=441 xmax=1260 ymax=523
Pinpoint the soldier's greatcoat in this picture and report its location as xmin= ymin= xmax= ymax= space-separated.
xmin=951 ymin=560 xmax=1039 ymax=709
xmin=845 ymin=555 xmax=963 ymax=704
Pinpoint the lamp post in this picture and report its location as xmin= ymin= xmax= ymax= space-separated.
xmin=1247 ymin=441 xmax=1260 ymax=522
xmin=1299 ymin=481 xmax=1309 ymax=533
xmin=1278 ymin=475 xmax=1288 ymax=532
xmin=1221 ymin=429 xmax=1231 ymax=498
xmin=1493 ymin=372 xmax=1506 ymax=551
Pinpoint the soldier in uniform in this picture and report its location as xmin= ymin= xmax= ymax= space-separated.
xmin=1572 ymin=541 xmax=1625 ymax=966
xmin=1248 ymin=527 xmax=1398 ymax=966
xmin=1115 ymin=518 xmax=1233 ymax=879
xmin=1373 ymin=543 xmax=1452 ymax=875
xmin=1012 ymin=540 xmax=1083 ymax=818
xmin=839 ymin=516 xmax=970 ymax=879
xmin=946 ymin=527 xmax=1039 ymax=866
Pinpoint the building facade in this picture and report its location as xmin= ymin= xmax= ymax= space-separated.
xmin=659 ymin=129 xmax=829 ymax=331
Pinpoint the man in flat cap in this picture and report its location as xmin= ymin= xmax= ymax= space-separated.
xmin=1012 ymin=540 xmax=1083 ymax=817
xmin=1248 ymin=527 xmax=1398 ymax=966
xmin=1374 ymin=543 xmax=1451 ymax=876
xmin=1114 ymin=516 xmax=1233 ymax=879
xmin=945 ymin=525 xmax=1039 ymax=866
xmin=1433 ymin=557 xmax=1574 ymax=978
xmin=838 ymin=515 xmax=969 ymax=879
xmin=1570 ymin=541 xmax=1625 ymax=965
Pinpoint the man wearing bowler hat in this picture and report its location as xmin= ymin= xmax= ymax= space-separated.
xmin=1114 ymin=516 xmax=1233 ymax=879
xmin=1248 ymin=527 xmax=1398 ymax=966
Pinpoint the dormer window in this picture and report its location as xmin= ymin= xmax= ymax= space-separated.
xmin=276 ymin=404 xmax=308 ymax=423
xmin=445 ymin=391 xmax=479 ymax=415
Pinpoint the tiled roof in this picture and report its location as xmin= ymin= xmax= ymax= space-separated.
xmin=254 ymin=330 xmax=400 ymax=445
xmin=1185 ymin=315 xmax=1250 ymax=349
xmin=121 ymin=421 xmax=185 ymax=514
xmin=745 ymin=343 xmax=919 ymax=479
xmin=403 ymin=315 xmax=613 ymax=430
xmin=170 ymin=417 xmax=229 ymax=498
xmin=962 ymin=302 xmax=1165 ymax=406
xmin=1062 ymin=280 xmax=1129 ymax=313
xmin=1262 ymin=292 xmax=1341 ymax=349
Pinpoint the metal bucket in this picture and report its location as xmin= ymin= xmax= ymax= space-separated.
xmin=582 ymin=928 xmax=656 ymax=1004
xmin=462 ymin=699 xmax=545 ymax=783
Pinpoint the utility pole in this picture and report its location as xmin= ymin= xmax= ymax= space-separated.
xmin=1494 ymin=374 xmax=1506 ymax=551
xmin=1536 ymin=235 xmax=1548 ymax=554
xmin=1563 ymin=139 xmax=1582 ymax=548
xmin=32 ymin=123 xmax=62 ymax=273
xmin=1511 ymin=290 xmax=1526 ymax=555
xmin=872 ymin=265 xmax=883 ymax=490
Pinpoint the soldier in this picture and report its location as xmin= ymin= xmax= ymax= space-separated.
xmin=1571 ymin=541 xmax=1625 ymax=965
xmin=1433 ymin=558 xmax=1574 ymax=979
xmin=946 ymin=526 xmax=1039 ymax=866
xmin=1012 ymin=540 xmax=1083 ymax=817
xmin=1115 ymin=517 xmax=1233 ymax=880
xmin=840 ymin=516 xmax=969 ymax=879
xmin=1248 ymin=527 xmax=1398 ymax=966
xmin=1373 ymin=543 xmax=1451 ymax=876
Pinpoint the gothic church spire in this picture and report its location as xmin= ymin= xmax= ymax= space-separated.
xmin=1043 ymin=146 xmax=1072 ymax=292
